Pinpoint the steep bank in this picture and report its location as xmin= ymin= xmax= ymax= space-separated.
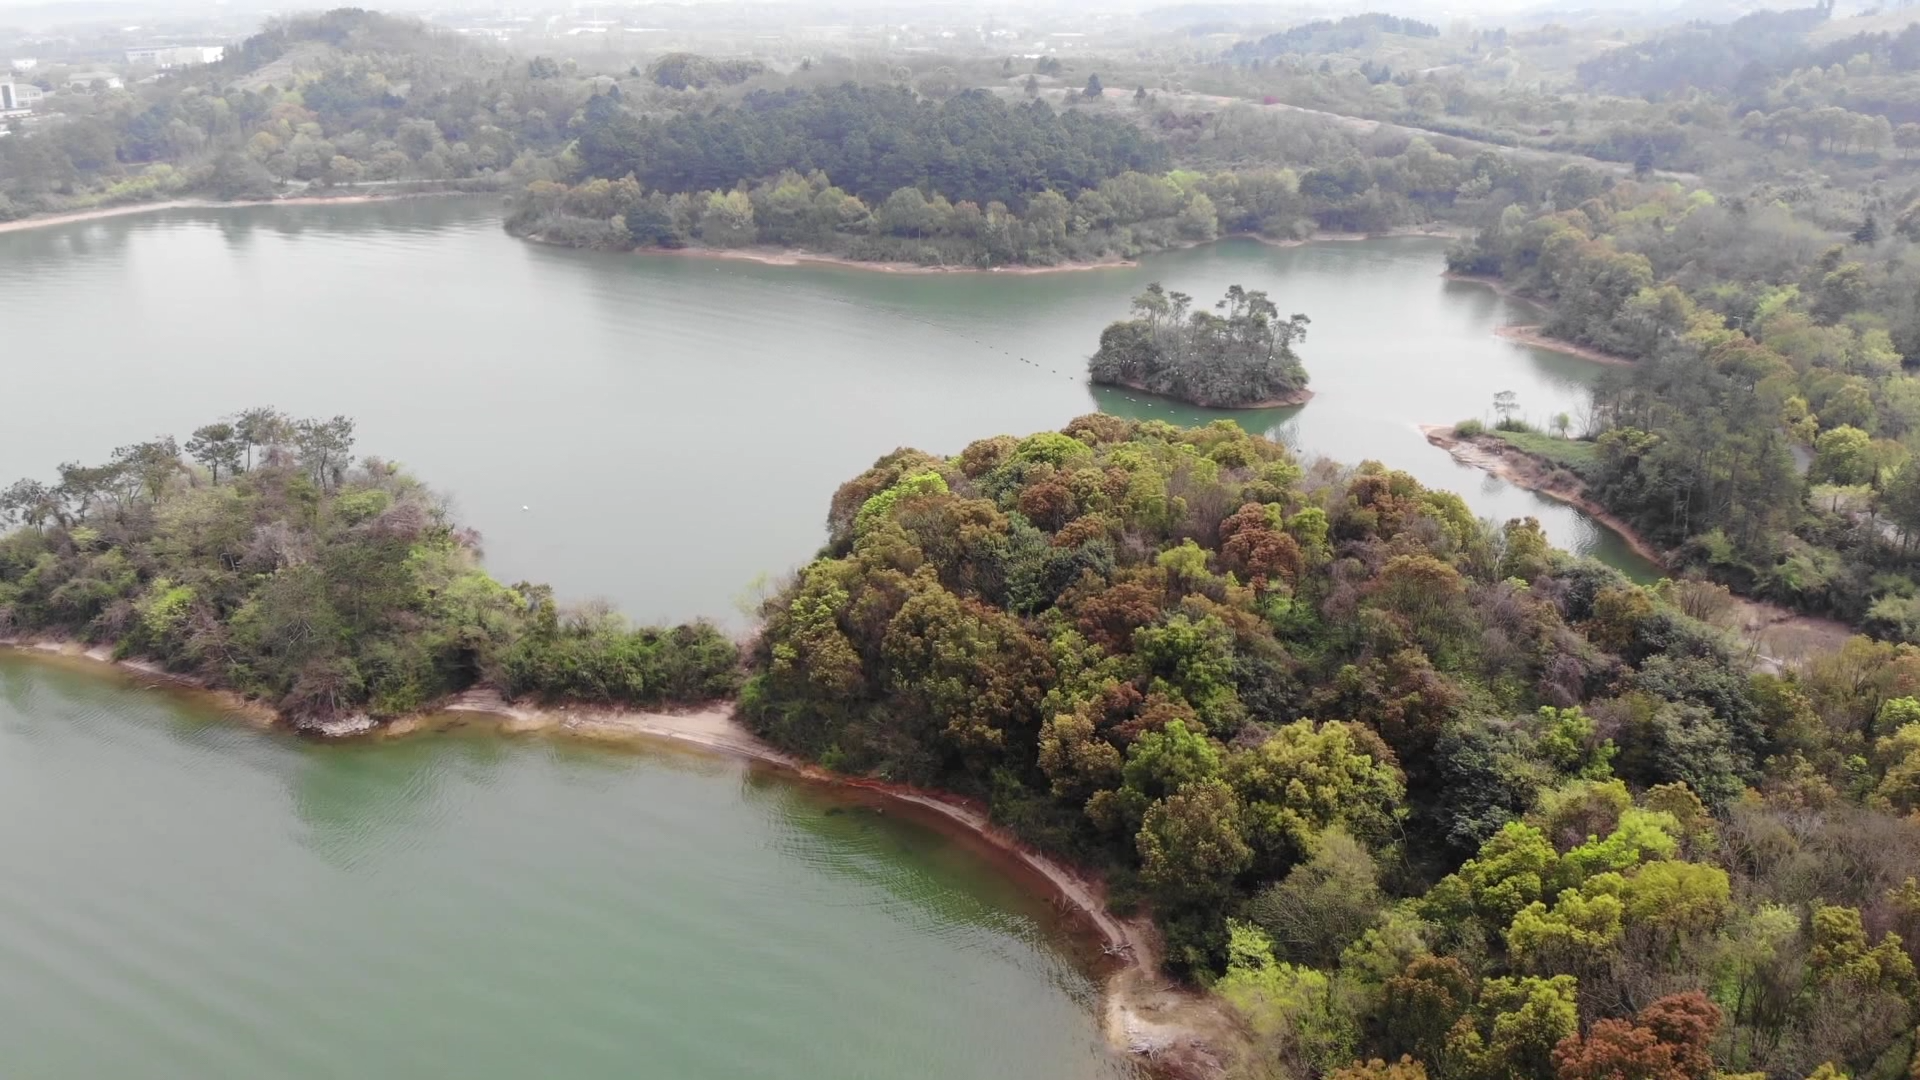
xmin=0 ymin=644 xmax=1240 ymax=1079
xmin=1419 ymin=425 xmax=1857 ymax=668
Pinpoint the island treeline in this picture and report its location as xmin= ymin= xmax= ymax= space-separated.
xmin=0 ymin=412 xmax=737 ymax=725
xmin=742 ymin=415 xmax=1920 ymax=1080
xmin=1089 ymin=283 xmax=1312 ymax=407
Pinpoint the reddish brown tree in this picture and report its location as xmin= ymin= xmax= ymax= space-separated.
xmin=1553 ymin=992 xmax=1722 ymax=1080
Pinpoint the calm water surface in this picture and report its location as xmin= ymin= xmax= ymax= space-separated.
xmin=0 ymin=199 xmax=1656 ymax=1078
xmin=0 ymin=653 xmax=1130 ymax=1079
xmin=0 ymin=197 xmax=1653 ymax=629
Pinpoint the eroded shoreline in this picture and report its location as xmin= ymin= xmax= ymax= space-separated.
xmin=1420 ymin=423 xmax=1665 ymax=567
xmin=0 ymin=642 xmax=1236 ymax=1079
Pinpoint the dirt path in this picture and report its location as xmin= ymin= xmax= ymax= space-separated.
xmin=1162 ymin=90 xmax=1701 ymax=184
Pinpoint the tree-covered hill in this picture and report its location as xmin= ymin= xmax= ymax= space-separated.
xmin=0 ymin=8 xmax=584 ymax=219
xmin=741 ymin=414 xmax=1920 ymax=1078
xmin=574 ymin=83 xmax=1168 ymax=211
xmin=0 ymin=411 xmax=737 ymax=724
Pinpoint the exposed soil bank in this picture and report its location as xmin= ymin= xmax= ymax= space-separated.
xmin=1421 ymin=424 xmax=1665 ymax=566
xmin=0 ymin=189 xmax=479 ymax=235
xmin=0 ymin=647 xmax=1240 ymax=1079
xmin=1493 ymin=325 xmax=1636 ymax=366
xmin=1418 ymin=425 xmax=1860 ymax=670
xmin=1099 ymin=377 xmax=1314 ymax=410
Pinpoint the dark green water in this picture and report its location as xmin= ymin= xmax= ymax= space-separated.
xmin=0 ymin=653 xmax=1132 ymax=1079
xmin=0 ymin=197 xmax=1654 ymax=630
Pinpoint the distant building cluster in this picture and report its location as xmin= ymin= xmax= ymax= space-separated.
xmin=124 ymin=45 xmax=225 ymax=68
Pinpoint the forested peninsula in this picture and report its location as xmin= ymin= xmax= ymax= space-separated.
xmin=743 ymin=415 xmax=1920 ymax=1080
xmin=0 ymin=411 xmax=737 ymax=731
xmin=1089 ymin=283 xmax=1312 ymax=408
xmin=6 ymin=406 xmax=1920 ymax=1079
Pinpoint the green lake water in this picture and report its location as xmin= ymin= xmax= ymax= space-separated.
xmin=0 ymin=653 xmax=1132 ymax=1079
xmin=0 ymin=197 xmax=1661 ymax=1078
xmin=0 ymin=196 xmax=1655 ymax=632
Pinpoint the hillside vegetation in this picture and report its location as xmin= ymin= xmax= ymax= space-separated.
xmin=0 ymin=411 xmax=737 ymax=723
xmin=742 ymin=415 xmax=1920 ymax=1079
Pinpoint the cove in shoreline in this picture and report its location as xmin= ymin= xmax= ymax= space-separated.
xmin=1417 ymin=425 xmax=1859 ymax=669
xmin=1441 ymin=272 xmax=1638 ymax=367
xmin=0 ymin=640 xmax=1240 ymax=1080
xmin=1419 ymin=424 xmax=1663 ymax=566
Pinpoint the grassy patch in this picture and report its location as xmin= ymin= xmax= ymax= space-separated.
xmin=1490 ymin=429 xmax=1599 ymax=478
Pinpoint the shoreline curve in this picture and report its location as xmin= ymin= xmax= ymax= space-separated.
xmin=0 ymin=642 xmax=1237 ymax=1079
xmin=1419 ymin=423 xmax=1667 ymax=567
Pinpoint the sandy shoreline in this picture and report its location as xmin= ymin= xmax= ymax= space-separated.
xmin=0 ymin=190 xmax=480 ymax=235
xmin=1442 ymin=273 xmax=1638 ymax=366
xmin=1493 ymin=324 xmax=1636 ymax=366
xmin=0 ymin=643 xmax=1236 ymax=1078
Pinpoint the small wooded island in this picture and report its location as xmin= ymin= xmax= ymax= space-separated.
xmin=0 ymin=411 xmax=738 ymax=731
xmin=1088 ymin=283 xmax=1312 ymax=408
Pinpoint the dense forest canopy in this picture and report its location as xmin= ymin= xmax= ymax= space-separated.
xmin=0 ymin=412 xmax=737 ymax=723
xmin=571 ymin=84 xmax=1167 ymax=210
xmin=743 ymin=415 xmax=1920 ymax=1079
xmin=1089 ymin=282 xmax=1312 ymax=407
xmin=1225 ymin=13 xmax=1441 ymax=65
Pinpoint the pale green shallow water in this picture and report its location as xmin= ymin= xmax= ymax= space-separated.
xmin=0 ymin=653 xmax=1134 ymax=1080
xmin=0 ymin=198 xmax=1657 ymax=1078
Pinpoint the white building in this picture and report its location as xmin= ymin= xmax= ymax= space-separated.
xmin=0 ymin=79 xmax=19 ymax=112
xmin=125 ymin=45 xmax=225 ymax=68
xmin=9 ymin=58 xmax=37 ymax=72
xmin=66 ymin=72 xmax=124 ymax=90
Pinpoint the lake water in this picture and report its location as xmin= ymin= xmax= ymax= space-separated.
xmin=0 ymin=652 xmax=1131 ymax=1080
xmin=0 ymin=197 xmax=1654 ymax=631
xmin=0 ymin=197 xmax=1655 ymax=1078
